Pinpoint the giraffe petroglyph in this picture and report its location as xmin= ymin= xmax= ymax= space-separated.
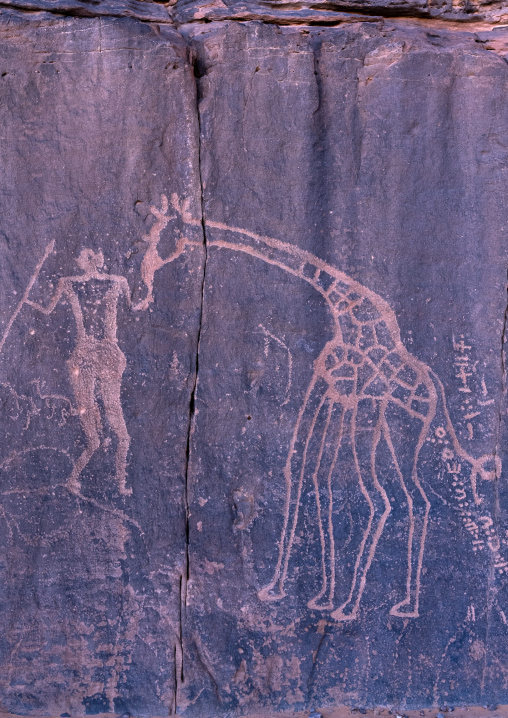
xmin=134 ymin=194 xmax=189 ymax=311
xmin=167 ymin=195 xmax=504 ymax=621
xmin=3 ymin=196 xmax=503 ymax=615
xmin=1 ymin=197 xmax=189 ymax=496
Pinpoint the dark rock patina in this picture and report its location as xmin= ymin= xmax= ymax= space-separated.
xmin=0 ymin=4 xmax=508 ymax=717
xmin=180 ymin=19 xmax=508 ymax=715
xmin=0 ymin=12 xmax=204 ymax=714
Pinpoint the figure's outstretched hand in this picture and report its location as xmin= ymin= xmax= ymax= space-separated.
xmin=26 ymin=277 xmax=65 ymax=315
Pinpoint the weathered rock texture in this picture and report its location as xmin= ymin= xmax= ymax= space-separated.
xmin=181 ymin=19 xmax=508 ymax=714
xmin=0 ymin=0 xmax=508 ymax=716
xmin=0 ymin=14 xmax=204 ymax=713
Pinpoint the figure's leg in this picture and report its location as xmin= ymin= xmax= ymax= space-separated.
xmin=307 ymin=402 xmax=345 ymax=610
xmin=99 ymin=372 xmax=131 ymax=496
xmin=258 ymin=376 xmax=328 ymax=601
xmin=67 ymin=364 xmax=101 ymax=493
xmin=384 ymin=413 xmax=431 ymax=618
xmin=331 ymin=410 xmax=390 ymax=621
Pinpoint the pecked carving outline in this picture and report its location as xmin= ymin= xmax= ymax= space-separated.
xmin=0 ymin=196 xmax=190 ymax=497
xmin=168 ymin=195 xmax=504 ymax=621
xmin=1 ymin=195 xmax=503 ymax=621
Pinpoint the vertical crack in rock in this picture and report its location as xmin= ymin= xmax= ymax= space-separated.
xmin=306 ymin=630 xmax=328 ymax=702
xmin=177 ymin=41 xmax=209 ymax=712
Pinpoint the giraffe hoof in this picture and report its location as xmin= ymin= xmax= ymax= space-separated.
xmin=258 ymin=585 xmax=286 ymax=602
xmin=331 ymin=604 xmax=358 ymax=622
xmin=389 ymin=600 xmax=419 ymax=618
xmin=307 ymin=596 xmax=334 ymax=611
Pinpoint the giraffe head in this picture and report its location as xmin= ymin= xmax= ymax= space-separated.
xmin=469 ymin=454 xmax=502 ymax=505
xmin=476 ymin=454 xmax=502 ymax=482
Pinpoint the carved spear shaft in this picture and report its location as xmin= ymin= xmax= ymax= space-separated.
xmin=0 ymin=239 xmax=55 ymax=355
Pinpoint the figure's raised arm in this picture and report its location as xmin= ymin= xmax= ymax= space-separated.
xmin=120 ymin=276 xmax=132 ymax=307
xmin=26 ymin=277 xmax=66 ymax=315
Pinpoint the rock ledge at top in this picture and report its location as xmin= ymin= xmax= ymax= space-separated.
xmin=1 ymin=0 xmax=508 ymax=33
xmin=0 ymin=0 xmax=170 ymax=22
xmin=172 ymin=0 xmax=508 ymax=28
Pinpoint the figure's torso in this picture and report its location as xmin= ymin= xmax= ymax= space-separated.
xmin=64 ymin=276 xmax=123 ymax=344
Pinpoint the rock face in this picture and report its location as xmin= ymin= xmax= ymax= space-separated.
xmin=0 ymin=13 xmax=204 ymax=713
xmin=1 ymin=2 xmax=508 ymax=716
xmin=181 ymin=20 xmax=508 ymax=714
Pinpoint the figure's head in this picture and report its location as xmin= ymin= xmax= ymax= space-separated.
xmin=76 ymin=248 xmax=104 ymax=273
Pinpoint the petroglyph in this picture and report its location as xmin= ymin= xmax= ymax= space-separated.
xmin=1 ymin=199 xmax=191 ymax=497
xmin=259 ymin=324 xmax=293 ymax=406
xmin=0 ymin=380 xmax=75 ymax=430
xmin=3 ymin=197 xmax=503 ymax=622
xmin=135 ymin=194 xmax=193 ymax=311
xmin=0 ymin=239 xmax=55 ymax=355
xmin=171 ymin=196 xmax=504 ymax=622
xmin=23 ymin=248 xmax=133 ymax=495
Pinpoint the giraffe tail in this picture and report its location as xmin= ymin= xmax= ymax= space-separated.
xmin=428 ymin=369 xmax=507 ymax=577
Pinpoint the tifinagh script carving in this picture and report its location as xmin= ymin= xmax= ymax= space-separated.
xmin=1 ymin=194 xmax=504 ymax=624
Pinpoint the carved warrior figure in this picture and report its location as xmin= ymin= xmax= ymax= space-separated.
xmin=169 ymin=197 xmax=503 ymax=621
xmin=3 ymin=198 xmax=188 ymax=496
xmin=25 ymin=249 xmax=133 ymax=495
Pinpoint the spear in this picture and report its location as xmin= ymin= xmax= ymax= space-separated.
xmin=0 ymin=239 xmax=55 ymax=355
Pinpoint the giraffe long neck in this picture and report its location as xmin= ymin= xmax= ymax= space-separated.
xmin=204 ymin=218 xmax=403 ymax=346
xmin=207 ymin=218 xmax=354 ymax=295
xmin=198 ymin=212 xmax=508 ymax=581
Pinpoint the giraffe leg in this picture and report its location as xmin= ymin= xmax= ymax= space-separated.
xmin=307 ymin=402 xmax=345 ymax=611
xmin=331 ymin=408 xmax=390 ymax=622
xmin=384 ymin=413 xmax=431 ymax=618
xmin=258 ymin=375 xmax=328 ymax=602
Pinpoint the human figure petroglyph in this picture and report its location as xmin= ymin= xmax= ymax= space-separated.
xmin=168 ymin=197 xmax=503 ymax=621
xmin=25 ymin=248 xmax=133 ymax=495
xmin=0 ymin=198 xmax=191 ymax=496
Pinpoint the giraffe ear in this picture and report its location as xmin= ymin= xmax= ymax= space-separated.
xmin=170 ymin=193 xmax=180 ymax=212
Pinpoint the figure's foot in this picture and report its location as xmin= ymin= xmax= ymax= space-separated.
xmin=66 ymin=478 xmax=81 ymax=495
xmin=389 ymin=598 xmax=419 ymax=618
xmin=258 ymin=583 xmax=286 ymax=602
xmin=307 ymin=593 xmax=334 ymax=611
xmin=118 ymin=483 xmax=132 ymax=497
xmin=331 ymin=601 xmax=359 ymax=622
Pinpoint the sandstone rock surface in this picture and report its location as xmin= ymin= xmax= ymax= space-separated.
xmin=0 ymin=13 xmax=204 ymax=713
xmin=0 ymin=2 xmax=508 ymax=716
xmin=180 ymin=19 xmax=508 ymax=714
